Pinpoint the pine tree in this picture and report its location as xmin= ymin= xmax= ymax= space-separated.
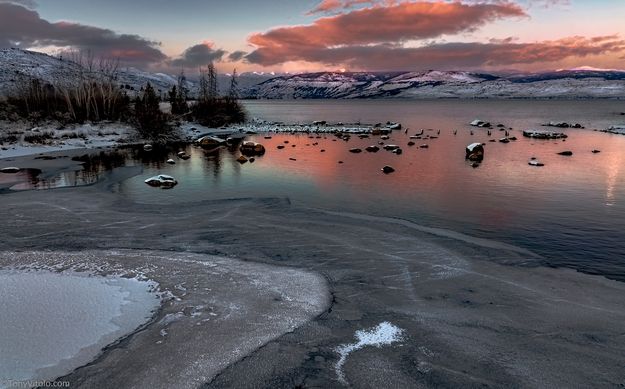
xmin=228 ymin=68 xmax=239 ymax=100
xmin=207 ymin=62 xmax=218 ymax=99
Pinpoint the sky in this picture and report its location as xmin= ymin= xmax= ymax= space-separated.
xmin=1 ymin=0 xmax=624 ymax=74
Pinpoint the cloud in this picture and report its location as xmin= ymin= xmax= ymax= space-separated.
xmin=228 ymin=50 xmax=247 ymax=62
xmin=0 ymin=2 xmax=166 ymax=66
xmin=169 ymin=42 xmax=226 ymax=68
xmin=0 ymin=0 xmax=37 ymax=9
xmin=308 ymin=0 xmax=375 ymax=14
xmin=249 ymin=35 xmax=625 ymax=71
xmin=248 ymin=1 xmax=527 ymax=65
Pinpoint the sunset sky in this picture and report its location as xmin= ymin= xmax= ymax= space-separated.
xmin=1 ymin=0 xmax=624 ymax=73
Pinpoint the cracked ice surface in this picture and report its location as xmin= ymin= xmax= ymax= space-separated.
xmin=0 ymin=270 xmax=159 ymax=385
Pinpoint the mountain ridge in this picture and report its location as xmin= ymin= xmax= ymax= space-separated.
xmin=2 ymin=48 xmax=624 ymax=100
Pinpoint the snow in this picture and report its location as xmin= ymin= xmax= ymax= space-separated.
xmin=0 ymin=122 xmax=134 ymax=159
xmin=0 ymin=270 xmax=160 ymax=385
xmin=334 ymin=322 xmax=403 ymax=385
xmin=467 ymin=143 xmax=482 ymax=152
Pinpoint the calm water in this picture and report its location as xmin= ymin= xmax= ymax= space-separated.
xmin=9 ymin=100 xmax=625 ymax=280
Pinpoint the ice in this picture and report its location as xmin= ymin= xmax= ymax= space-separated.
xmin=0 ymin=270 xmax=159 ymax=385
xmin=334 ymin=321 xmax=403 ymax=385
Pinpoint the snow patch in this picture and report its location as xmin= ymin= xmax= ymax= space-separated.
xmin=334 ymin=322 xmax=404 ymax=385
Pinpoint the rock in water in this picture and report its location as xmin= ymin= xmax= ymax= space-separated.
xmin=236 ymin=155 xmax=248 ymax=164
xmin=381 ymin=165 xmax=395 ymax=174
xmin=349 ymin=148 xmax=363 ymax=153
xmin=557 ymin=151 xmax=573 ymax=156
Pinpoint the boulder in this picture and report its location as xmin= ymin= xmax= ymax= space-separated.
xmin=240 ymin=141 xmax=266 ymax=156
xmin=465 ymin=143 xmax=484 ymax=161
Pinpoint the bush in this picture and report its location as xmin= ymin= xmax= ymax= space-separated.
xmin=6 ymin=77 xmax=131 ymax=124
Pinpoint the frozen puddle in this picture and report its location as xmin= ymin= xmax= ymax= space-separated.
xmin=335 ymin=321 xmax=404 ymax=385
xmin=0 ymin=270 xmax=160 ymax=385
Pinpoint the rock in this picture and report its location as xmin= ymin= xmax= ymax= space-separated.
xmin=523 ymin=130 xmax=568 ymax=139
xmin=338 ymin=161 xmax=344 ymax=164
xmin=197 ymin=136 xmax=225 ymax=149
xmin=320 ymin=149 xmax=326 ymax=152
xmin=177 ymin=151 xmax=186 ymax=157
xmin=380 ymin=135 xmax=390 ymax=140
xmin=366 ymin=145 xmax=380 ymax=152
xmin=386 ymin=122 xmax=402 ymax=130
xmin=179 ymin=154 xmax=190 ymax=160
xmin=528 ymin=160 xmax=545 ymax=166
xmin=277 ymin=145 xmax=285 ymax=149
xmin=557 ymin=151 xmax=573 ymax=156
xmin=381 ymin=165 xmax=395 ymax=174
xmin=289 ymin=157 xmax=297 ymax=161
xmin=466 ymin=143 xmax=484 ymax=161
xmin=34 ymin=155 xmax=57 ymax=160
xmin=284 ymin=140 xmax=289 ymax=144
xmin=471 ymin=162 xmax=480 ymax=168
xmin=420 ymin=144 xmax=429 ymax=149
xmin=358 ymin=134 xmax=369 ymax=139
xmin=166 ymin=159 xmax=176 ymax=164
xmin=499 ymin=138 xmax=510 ymax=143
xmin=470 ymin=119 xmax=491 ymax=127
xmin=0 ymin=167 xmax=20 ymax=173
xmin=383 ymin=144 xmax=399 ymax=151
xmin=236 ymin=155 xmax=248 ymax=164
xmin=264 ymin=136 xmax=272 ymax=139
xmin=592 ymin=149 xmax=601 ymax=153
xmin=407 ymin=141 xmax=415 ymax=146
xmin=349 ymin=148 xmax=363 ymax=153
xmin=508 ymin=136 xmax=517 ymax=141
xmin=249 ymin=157 xmax=255 ymax=163
xmin=393 ymin=148 xmax=403 ymax=155
xmin=240 ymin=141 xmax=266 ymax=156
xmin=143 ymin=144 xmax=153 ymax=151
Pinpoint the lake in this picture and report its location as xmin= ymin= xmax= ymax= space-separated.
xmin=10 ymin=99 xmax=625 ymax=280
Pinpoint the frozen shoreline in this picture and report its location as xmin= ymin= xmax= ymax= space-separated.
xmin=0 ymin=185 xmax=624 ymax=387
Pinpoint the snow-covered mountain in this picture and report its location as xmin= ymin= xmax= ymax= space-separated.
xmin=2 ymin=48 xmax=625 ymax=100
xmin=245 ymin=69 xmax=625 ymax=99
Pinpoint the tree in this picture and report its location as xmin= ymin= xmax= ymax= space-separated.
xmin=135 ymin=82 xmax=169 ymax=140
xmin=228 ymin=68 xmax=239 ymax=100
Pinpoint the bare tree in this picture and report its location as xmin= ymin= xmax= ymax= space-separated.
xmin=228 ymin=68 xmax=239 ymax=100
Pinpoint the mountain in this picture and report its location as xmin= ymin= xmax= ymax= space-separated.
xmin=2 ymin=48 xmax=625 ymax=100
xmin=0 ymin=48 xmax=273 ymax=98
xmin=244 ymin=69 xmax=625 ymax=99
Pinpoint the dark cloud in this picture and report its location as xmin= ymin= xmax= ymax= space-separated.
xmin=169 ymin=42 xmax=226 ymax=68
xmin=0 ymin=3 xmax=166 ymax=66
xmin=247 ymin=35 xmax=625 ymax=71
xmin=228 ymin=50 xmax=247 ymax=62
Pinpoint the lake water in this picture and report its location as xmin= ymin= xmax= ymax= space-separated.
xmin=8 ymin=100 xmax=625 ymax=280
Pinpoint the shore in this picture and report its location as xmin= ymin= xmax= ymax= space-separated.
xmin=1 ymin=182 xmax=624 ymax=388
